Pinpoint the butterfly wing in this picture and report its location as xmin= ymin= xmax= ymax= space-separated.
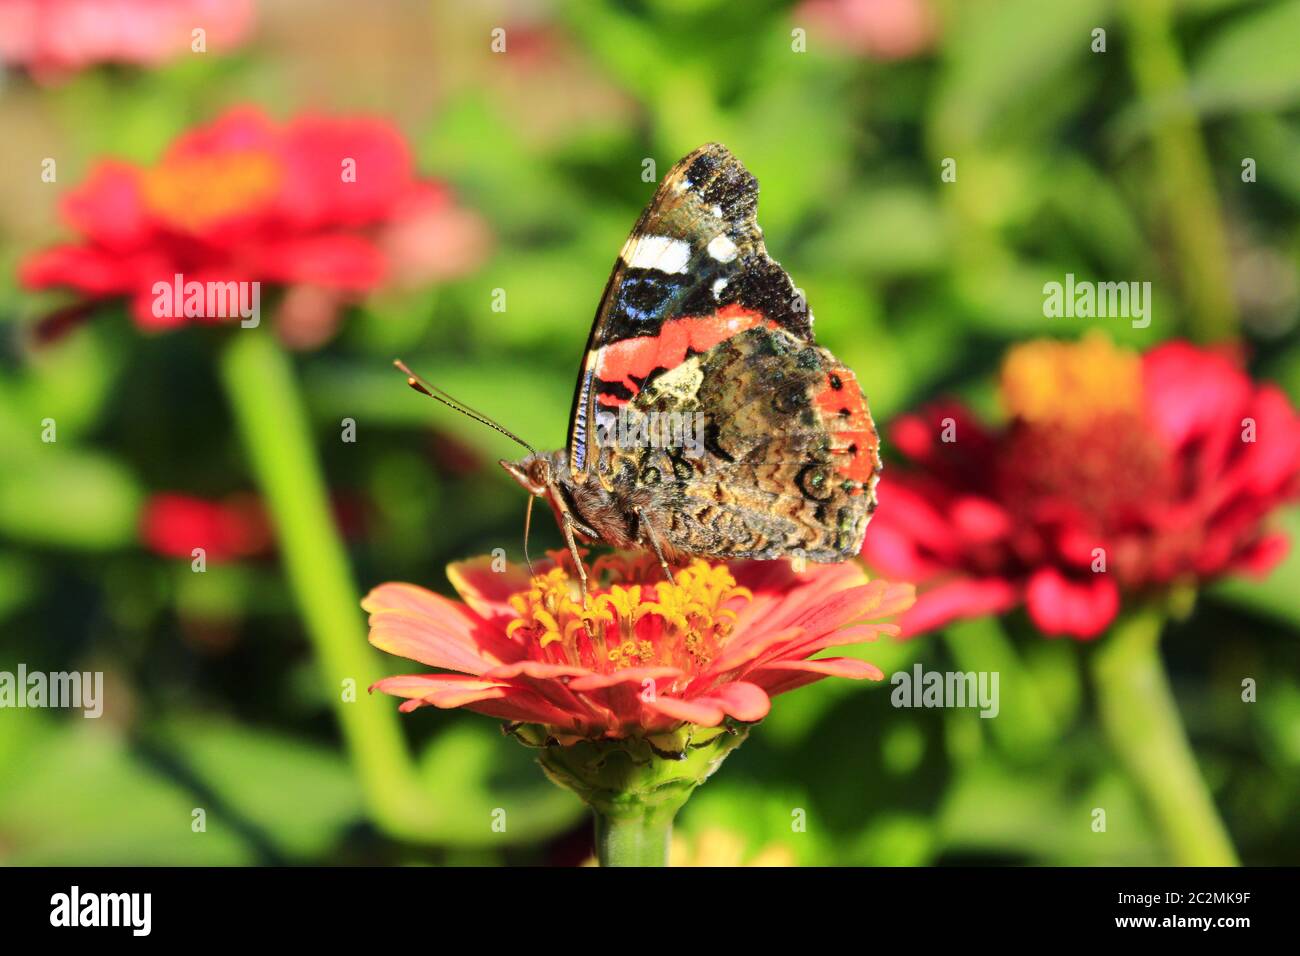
xmin=606 ymin=324 xmax=880 ymax=561
xmin=567 ymin=144 xmax=814 ymax=481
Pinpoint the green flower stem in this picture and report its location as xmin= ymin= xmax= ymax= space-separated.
xmin=594 ymin=808 xmax=674 ymax=867
xmin=218 ymin=329 xmax=433 ymax=840
xmin=1123 ymin=0 xmax=1237 ymax=342
xmin=1091 ymin=607 xmax=1238 ymax=866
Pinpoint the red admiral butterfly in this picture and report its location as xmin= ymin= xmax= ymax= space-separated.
xmin=400 ymin=144 xmax=880 ymax=595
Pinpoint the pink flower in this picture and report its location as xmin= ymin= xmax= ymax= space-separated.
xmin=140 ymin=493 xmax=271 ymax=560
xmin=862 ymin=335 xmax=1300 ymax=638
xmin=365 ymin=552 xmax=914 ymax=741
xmin=797 ymin=0 xmax=938 ymax=60
xmin=20 ymin=106 xmax=489 ymax=341
xmin=0 ymin=0 xmax=255 ymax=81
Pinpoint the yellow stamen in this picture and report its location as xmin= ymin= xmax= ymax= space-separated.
xmin=502 ymin=556 xmax=753 ymax=672
xmin=608 ymin=640 xmax=654 ymax=668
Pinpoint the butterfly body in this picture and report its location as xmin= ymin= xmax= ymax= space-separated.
xmin=502 ymin=144 xmax=881 ymax=575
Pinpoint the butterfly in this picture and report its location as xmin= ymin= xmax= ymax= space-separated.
xmin=401 ymin=144 xmax=880 ymax=596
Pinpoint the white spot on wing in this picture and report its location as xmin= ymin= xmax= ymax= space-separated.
xmin=707 ymin=234 xmax=738 ymax=263
xmin=624 ymin=235 xmax=692 ymax=274
xmin=712 ymin=277 xmax=728 ymax=298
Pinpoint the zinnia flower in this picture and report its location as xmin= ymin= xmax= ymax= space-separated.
xmin=140 ymin=492 xmax=272 ymax=561
xmin=367 ymin=551 xmax=911 ymax=738
xmin=365 ymin=551 xmax=913 ymax=864
xmin=862 ymin=333 xmax=1300 ymax=638
xmin=0 ymin=0 xmax=255 ymax=81
xmin=20 ymin=105 xmax=489 ymax=341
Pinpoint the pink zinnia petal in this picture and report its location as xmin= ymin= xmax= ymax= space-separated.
xmin=1024 ymin=568 xmax=1119 ymax=639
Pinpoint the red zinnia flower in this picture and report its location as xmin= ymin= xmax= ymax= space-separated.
xmin=20 ymin=105 xmax=489 ymax=339
xmin=365 ymin=552 xmax=913 ymax=742
xmin=862 ymin=334 xmax=1300 ymax=638
xmin=0 ymin=0 xmax=255 ymax=80
xmin=140 ymin=492 xmax=272 ymax=561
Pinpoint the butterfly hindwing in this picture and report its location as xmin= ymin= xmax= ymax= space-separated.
xmin=599 ymin=325 xmax=880 ymax=561
xmin=568 ymin=144 xmax=814 ymax=479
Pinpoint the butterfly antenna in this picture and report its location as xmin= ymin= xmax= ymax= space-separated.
xmin=394 ymin=359 xmax=537 ymax=455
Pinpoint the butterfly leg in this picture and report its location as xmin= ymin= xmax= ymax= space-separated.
xmin=545 ymin=483 xmax=598 ymax=602
xmin=636 ymin=507 xmax=676 ymax=585
xmin=560 ymin=512 xmax=591 ymax=602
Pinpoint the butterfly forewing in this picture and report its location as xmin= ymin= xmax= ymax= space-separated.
xmin=567 ymin=144 xmax=814 ymax=479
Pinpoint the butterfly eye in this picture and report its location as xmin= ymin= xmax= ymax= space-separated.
xmin=529 ymin=459 xmax=551 ymax=487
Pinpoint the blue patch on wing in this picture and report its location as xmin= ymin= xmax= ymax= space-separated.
xmin=570 ymin=368 xmax=594 ymax=471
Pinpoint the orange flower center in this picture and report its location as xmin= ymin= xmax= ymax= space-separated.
xmin=505 ymin=554 xmax=752 ymax=674
xmin=994 ymin=334 xmax=1175 ymax=563
xmin=999 ymin=332 xmax=1142 ymax=428
xmin=141 ymin=151 xmax=281 ymax=232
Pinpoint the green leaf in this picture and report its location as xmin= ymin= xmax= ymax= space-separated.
xmin=801 ymin=188 xmax=948 ymax=277
xmin=0 ymin=715 xmax=252 ymax=865
xmin=0 ymin=451 xmax=142 ymax=551
xmin=149 ymin=716 xmax=365 ymax=860
xmin=932 ymin=0 xmax=1111 ymax=145
xmin=1209 ymin=506 xmax=1300 ymax=627
xmin=417 ymin=720 xmax=586 ymax=847
xmin=1189 ymin=0 xmax=1300 ymax=114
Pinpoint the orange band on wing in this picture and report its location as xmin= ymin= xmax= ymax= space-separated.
xmin=594 ymin=304 xmax=776 ymax=405
xmin=813 ymin=368 xmax=877 ymax=489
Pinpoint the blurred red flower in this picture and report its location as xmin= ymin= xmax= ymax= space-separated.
xmin=20 ymin=106 xmax=489 ymax=342
xmin=365 ymin=552 xmax=913 ymax=741
xmin=141 ymin=490 xmax=368 ymax=559
xmin=0 ymin=0 xmax=254 ymax=80
xmin=140 ymin=493 xmax=271 ymax=561
xmin=797 ymin=0 xmax=938 ymax=60
xmin=862 ymin=335 xmax=1300 ymax=639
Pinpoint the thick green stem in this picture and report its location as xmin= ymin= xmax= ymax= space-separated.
xmin=1124 ymin=0 xmax=1237 ymax=342
xmin=218 ymin=329 xmax=433 ymax=840
xmin=595 ymin=808 xmax=674 ymax=867
xmin=1092 ymin=607 xmax=1238 ymax=865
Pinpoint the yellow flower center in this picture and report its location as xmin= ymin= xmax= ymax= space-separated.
xmin=993 ymin=333 xmax=1175 ymax=566
xmin=505 ymin=554 xmax=752 ymax=673
xmin=999 ymin=332 xmax=1142 ymax=428
xmin=141 ymin=151 xmax=281 ymax=232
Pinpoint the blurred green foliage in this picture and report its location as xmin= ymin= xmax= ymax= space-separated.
xmin=1 ymin=0 xmax=1298 ymax=865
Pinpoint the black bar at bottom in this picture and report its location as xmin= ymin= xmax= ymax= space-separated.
xmin=0 ymin=865 xmax=1286 ymax=941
